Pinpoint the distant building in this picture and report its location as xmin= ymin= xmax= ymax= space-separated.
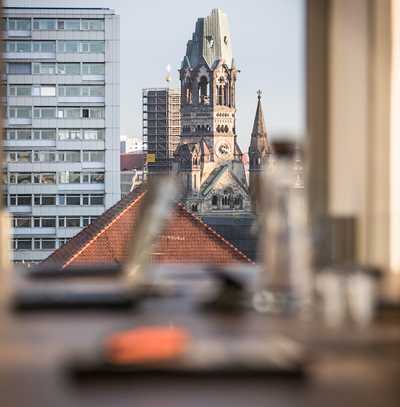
xmin=174 ymin=8 xmax=251 ymax=216
xmin=120 ymin=135 xmax=143 ymax=154
xmin=120 ymin=139 xmax=126 ymax=154
xmin=3 ymin=7 xmax=120 ymax=265
xmin=120 ymin=152 xmax=145 ymax=196
xmin=41 ymin=185 xmax=252 ymax=267
xmin=142 ymin=88 xmax=181 ymax=176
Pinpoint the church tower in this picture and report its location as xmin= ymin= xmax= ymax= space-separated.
xmin=248 ymin=91 xmax=271 ymax=206
xmin=174 ymin=9 xmax=250 ymax=215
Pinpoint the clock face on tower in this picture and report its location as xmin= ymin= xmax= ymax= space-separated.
xmin=216 ymin=142 xmax=231 ymax=158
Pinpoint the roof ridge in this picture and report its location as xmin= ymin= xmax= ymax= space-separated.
xmin=176 ymin=202 xmax=254 ymax=264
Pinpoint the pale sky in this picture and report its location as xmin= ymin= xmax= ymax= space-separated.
xmin=5 ymin=0 xmax=305 ymax=149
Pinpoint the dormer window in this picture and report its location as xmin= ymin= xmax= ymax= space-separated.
xmin=206 ymin=35 xmax=214 ymax=48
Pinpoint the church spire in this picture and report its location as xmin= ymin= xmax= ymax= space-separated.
xmin=248 ymin=91 xmax=271 ymax=208
xmin=249 ymin=90 xmax=270 ymax=154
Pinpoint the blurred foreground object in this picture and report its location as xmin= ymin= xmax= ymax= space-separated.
xmin=0 ymin=210 xmax=12 ymax=305
xmin=254 ymin=142 xmax=313 ymax=315
xmin=105 ymin=326 xmax=189 ymax=364
xmin=123 ymin=175 xmax=181 ymax=290
xmin=316 ymin=266 xmax=380 ymax=327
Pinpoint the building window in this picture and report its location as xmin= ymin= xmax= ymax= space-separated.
xmin=5 ymin=41 xmax=31 ymax=53
xmin=32 ymin=62 xmax=56 ymax=75
xmin=8 ymin=18 xmax=31 ymax=31
xmin=66 ymin=196 xmax=81 ymax=205
xmin=6 ymin=129 xmax=31 ymax=140
xmin=6 ymin=62 xmax=31 ymax=74
xmin=8 ymin=107 xmax=32 ymax=119
xmin=82 ymin=63 xmax=105 ymax=75
xmin=212 ymin=195 xmax=219 ymax=208
xmin=7 ymin=151 xmax=31 ymax=163
xmin=33 ymin=151 xmax=56 ymax=162
xmin=9 ymin=85 xmax=31 ymax=97
xmin=31 ymin=129 xmax=56 ymax=140
xmin=222 ymin=188 xmax=233 ymax=208
xmin=33 ymin=238 xmax=56 ymax=250
xmin=58 ymin=85 xmax=105 ymax=98
xmin=10 ymin=195 xmax=32 ymax=206
xmin=33 ymin=107 xmax=56 ymax=119
xmin=57 ymin=63 xmax=80 ymax=75
xmin=57 ymin=151 xmax=81 ymax=163
xmin=82 ymin=172 xmax=105 ymax=184
xmin=82 ymin=216 xmax=97 ymax=226
xmin=57 ymin=19 xmax=80 ymax=30
xmin=88 ymin=195 xmax=104 ymax=205
xmin=14 ymin=239 xmax=32 ymax=251
xmin=13 ymin=217 xmax=31 ymax=228
xmin=217 ymin=85 xmax=224 ymax=105
xmin=198 ymin=76 xmax=209 ymax=104
xmin=4 ymin=40 xmax=54 ymax=53
xmin=59 ymin=217 xmax=81 ymax=228
xmin=84 ymin=129 xmax=105 ymax=140
xmin=234 ymin=195 xmax=243 ymax=209
xmin=57 ymin=107 xmax=80 ymax=119
xmin=32 ymin=85 xmax=56 ymax=97
xmin=33 ymin=19 xmax=56 ymax=30
xmin=59 ymin=171 xmax=81 ymax=184
xmin=57 ymin=40 xmax=104 ymax=54
xmin=32 ymin=173 xmax=56 ymax=185
xmin=59 ymin=195 xmax=81 ymax=206
xmin=58 ymin=129 xmax=82 ymax=140
xmin=34 ymin=195 xmax=56 ymax=206
xmin=81 ymin=19 xmax=104 ymax=31
xmin=83 ymin=151 xmax=105 ymax=162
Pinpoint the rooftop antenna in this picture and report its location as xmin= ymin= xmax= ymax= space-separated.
xmin=165 ymin=64 xmax=172 ymax=86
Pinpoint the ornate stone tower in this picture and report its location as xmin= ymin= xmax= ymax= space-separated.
xmin=174 ymin=8 xmax=250 ymax=215
xmin=248 ymin=91 xmax=271 ymax=206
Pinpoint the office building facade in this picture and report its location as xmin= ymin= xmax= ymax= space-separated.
xmin=142 ymin=88 xmax=180 ymax=176
xmin=2 ymin=7 xmax=120 ymax=264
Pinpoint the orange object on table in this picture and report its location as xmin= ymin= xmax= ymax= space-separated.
xmin=105 ymin=326 xmax=190 ymax=364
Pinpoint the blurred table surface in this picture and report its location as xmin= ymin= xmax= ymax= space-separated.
xmin=1 ymin=265 xmax=400 ymax=407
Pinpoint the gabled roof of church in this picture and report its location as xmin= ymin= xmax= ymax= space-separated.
xmin=201 ymin=164 xmax=249 ymax=197
xmin=41 ymin=185 xmax=252 ymax=268
xmin=174 ymin=142 xmax=200 ymax=158
xmin=249 ymin=92 xmax=271 ymax=155
xmin=182 ymin=9 xmax=234 ymax=69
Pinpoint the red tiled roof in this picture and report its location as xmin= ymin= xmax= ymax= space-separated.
xmin=42 ymin=185 xmax=252 ymax=268
xmin=120 ymin=152 xmax=145 ymax=171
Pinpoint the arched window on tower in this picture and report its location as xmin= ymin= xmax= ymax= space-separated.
xmin=185 ymin=84 xmax=192 ymax=104
xmin=212 ymin=195 xmax=219 ymax=208
xmin=224 ymin=83 xmax=229 ymax=106
xmin=222 ymin=188 xmax=233 ymax=208
xmin=198 ymin=76 xmax=209 ymax=104
xmin=217 ymin=85 xmax=223 ymax=105
xmin=234 ymin=195 xmax=243 ymax=209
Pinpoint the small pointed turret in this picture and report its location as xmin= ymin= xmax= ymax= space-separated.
xmin=249 ymin=90 xmax=271 ymax=156
xmin=248 ymin=91 xmax=271 ymax=208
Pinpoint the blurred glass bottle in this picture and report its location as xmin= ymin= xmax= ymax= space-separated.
xmin=254 ymin=142 xmax=313 ymax=315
